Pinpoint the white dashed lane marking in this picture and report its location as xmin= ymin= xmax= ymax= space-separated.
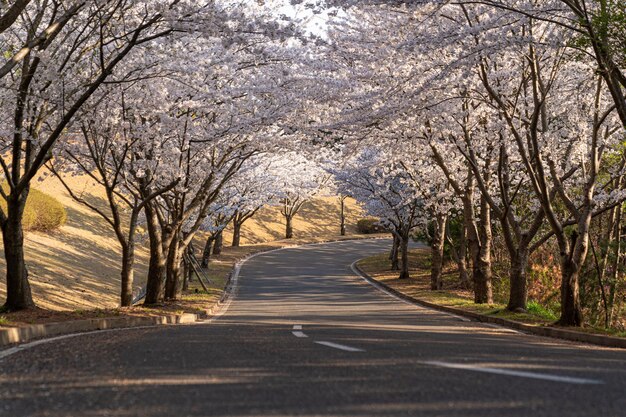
xmin=292 ymin=325 xmax=308 ymax=338
xmin=290 ymin=325 xmax=364 ymax=351
xmin=314 ymin=341 xmax=365 ymax=352
xmin=422 ymin=361 xmax=603 ymax=385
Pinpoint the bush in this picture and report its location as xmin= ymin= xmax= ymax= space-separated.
xmin=0 ymin=187 xmax=67 ymax=232
xmin=357 ymin=218 xmax=386 ymax=234
xmin=527 ymin=300 xmax=558 ymax=321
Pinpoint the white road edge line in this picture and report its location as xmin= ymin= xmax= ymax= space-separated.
xmin=350 ymin=260 xmax=471 ymax=323
xmin=315 ymin=341 xmax=365 ymax=352
xmin=0 ymin=325 xmax=159 ymax=361
xmin=423 ymin=360 xmax=604 ymax=385
xmin=292 ymin=325 xmax=308 ymax=338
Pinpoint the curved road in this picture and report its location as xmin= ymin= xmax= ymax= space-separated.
xmin=1 ymin=239 xmax=625 ymax=416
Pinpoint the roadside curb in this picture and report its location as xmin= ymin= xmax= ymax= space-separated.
xmin=0 ymin=256 xmax=241 ymax=348
xmin=0 ymin=312 xmax=205 ymax=347
xmin=352 ymin=262 xmax=626 ymax=350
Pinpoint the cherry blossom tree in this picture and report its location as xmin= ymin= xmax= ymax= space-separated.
xmin=0 ymin=0 xmax=204 ymax=311
xmin=334 ymin=148 xmax=424 ymax=279
xmin=228 ymin=157 xmax=278 ymax=247
xmin=271 ymin=152 xmax=329 ymax=239
xmin=47 ymin=89 xmax=180 ymax=306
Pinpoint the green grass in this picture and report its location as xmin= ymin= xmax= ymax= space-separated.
xmin=359 ymin=249 xmax=626 ymax=336
xmin=0 ymin=186 xmax=67 ymax=232
xmin=357 ymin=249 xmax=556 ymax=326
xmin=0 ymin=316 xmax=8 ymax=326
xmin=527 ymin=300 xmax=558 ymax=321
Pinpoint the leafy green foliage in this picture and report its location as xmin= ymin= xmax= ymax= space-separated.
xmin=570 ymin=1 xmax=626 ymax=66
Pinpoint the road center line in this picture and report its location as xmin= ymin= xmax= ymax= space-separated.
xmin=315 ymin=341 xmax=365 ymax=352
xmin=422 ymin=360 xmax=603 ymax=385
xmin=292 ymin=325 xmax=308 ymax=338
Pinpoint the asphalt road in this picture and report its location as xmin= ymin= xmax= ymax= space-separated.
xmin=1 ymin=239 xmax=626 ymax=417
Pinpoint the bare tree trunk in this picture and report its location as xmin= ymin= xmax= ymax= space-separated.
xmin=390 ymin=233 xmax=400 ymax=271
xmin=2 ymin=195 xmax=34 ymax=310
xmin=340 ymin=196 xmax=346 ymax=236
xmin=430 ymin=214 xmax=447 ymax=290
xmin=461 ymin=188 xmax=489 ymax=303
xmin=447 ymin=220 xmax=470 ymax=288
xmin=608 ymin=205 xmax=622 ymax=325
xmin=559 ymin=258 xmax=583 ymax=326
xmin=212 ymin=230 xmax=223 ymax=255
xmin=182 ymin=257 xmax=190 ymax=291
xmin=285 ymin=215 xmax=293 ymax=239
xmin=201 ymin=235 xmax=215 ymax=268
xmin=506 ymin=247 xmax=528 ymax=312
xmin=474 ymin=196 xmax=493 ymax=304
xmin=458 ymin=237 xmax=470 ymax=288
xmin=144 ymin=203 xmax=165 ymax=305
xmin=556 ymin=230 xmax=585 ymax=326
xmin=120 ymin=241 xmax=135 ymax=307
xmin=232 ymin=219 xmax=242 ymax=247
xmin=398 ymin=231 xmax=410 ymax=280
xmin=164 ymin=240 xmax=183 ymax=300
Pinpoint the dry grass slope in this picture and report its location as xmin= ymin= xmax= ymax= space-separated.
xmin=0 ymin=173 xmax=363 ymax=311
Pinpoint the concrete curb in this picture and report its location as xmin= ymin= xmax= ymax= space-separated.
xmin=0 ymin=312 xmax=204 ymax=347
xmin=353 ymin=262 xmax=626 ymax=350
xmin=0 ymin=256 xmax=241 ymax=348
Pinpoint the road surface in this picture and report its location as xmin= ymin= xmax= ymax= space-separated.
xmin=1 ymin=239 xmax=625 ymax=416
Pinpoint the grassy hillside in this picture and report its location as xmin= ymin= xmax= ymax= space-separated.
xmin=223 ymin=197 xmax=363 ymax=245
xmin=0 ymin=174 xmax=363 ymax=311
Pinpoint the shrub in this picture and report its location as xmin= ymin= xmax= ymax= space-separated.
xmin=357 ymin=218 xmax=386 ymax=234
xmin=0 ymin=187 xmax=67 ymax=232
xmin=527 ymin=300 xmax=558 ymax=321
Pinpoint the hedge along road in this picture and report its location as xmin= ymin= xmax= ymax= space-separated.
xmin=1 ymin=239 xmax=626 ymax=417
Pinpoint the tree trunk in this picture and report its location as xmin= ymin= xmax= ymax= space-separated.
xmin=461 ymin=190 xmax=487 ymax=303
xmin=390 ymin=234 xmax=400 ymax=271
xmin=144 ymin=204 xmax=165 ymax=305
xmin=558 ymin=256 xmax=583 ymax=327
xmin=430 ymin=214 xmax=446 ymax=290
xmin=182 ymin=257 xmax=190 ymax=291
xmin=201 ymin=235 xmax=214 ymax=268
xmin=556 ymin=230 xmax=584 ymax=326
xmin=506 ymin=248 xmax=528 ymax=312
xmin=456 ymin=223 xmax=470 ymax=288
xmin=608 ymin=205 xmax=622 ymax=325
xmin=2 ymin=195 xmax=34 ymax=311
xmin=285 ymin=215 xmax=293 ymax=239
xmin=164 ymin=240 xmax=183 ymax=300
xmin=120 ymin=242 xmax=135 ymax=307
xmin=474 ymin=196 xmax=493 ymax=304
xmin=340 ymin=197 xmax=346 ymax=236
xmin=212 ymin=230 xmax=223 ymax=255
xmin=398 ymin=232 xmax=410 ymax=279
xmin=232 ymin=220 xmax=242 ymax=247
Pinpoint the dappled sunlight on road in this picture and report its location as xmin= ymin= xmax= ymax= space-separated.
xmin=1 ymin=239 xmax=625 ymax=416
